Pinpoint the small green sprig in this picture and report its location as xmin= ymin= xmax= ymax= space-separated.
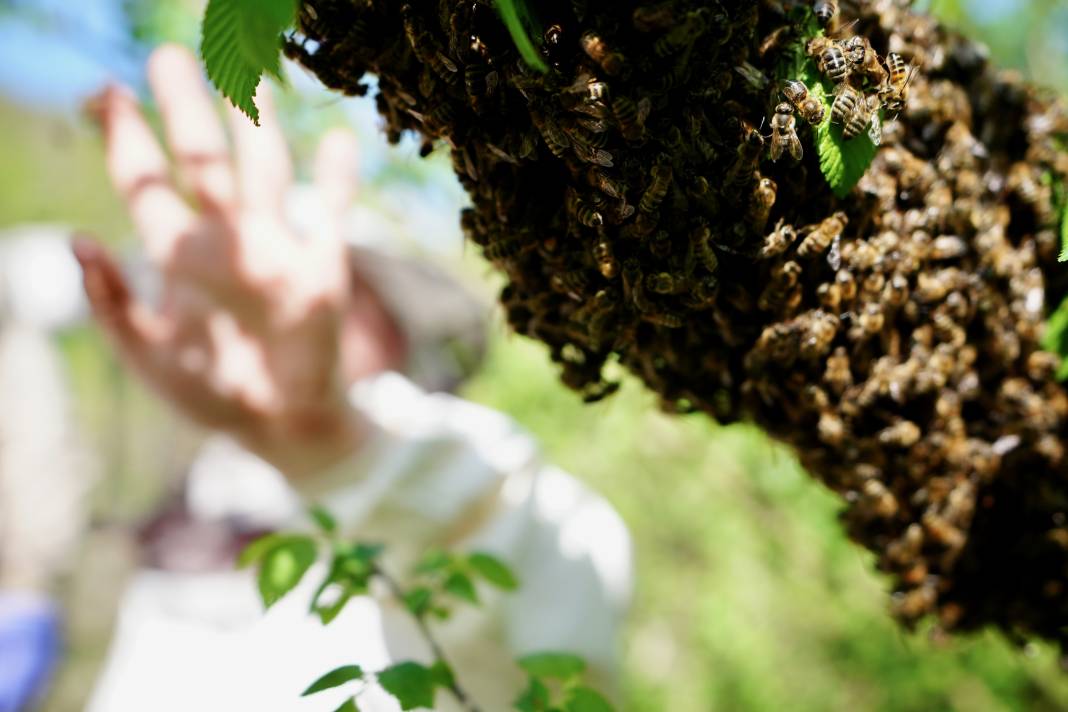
xmin=239 ymin=505 xmax=616 ymax=712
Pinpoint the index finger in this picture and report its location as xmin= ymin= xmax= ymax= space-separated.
xmin=89 ymin=85 xmax=196 ymax=265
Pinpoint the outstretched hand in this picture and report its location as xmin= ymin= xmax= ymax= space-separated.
xmin=75 ymin=44 xmax=366 ymax=476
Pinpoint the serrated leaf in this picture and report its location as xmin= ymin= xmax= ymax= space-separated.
xmin=495 ymin=0 xmax=548 ymax=73
xmin=310 ymin=504 xmax=338 ymax=533
xmin=377 ymin=662 xmax=436 ymax=710
xmin=302 ymin=665 xmax=365 ymax=696
xmin=200 ymin=0 xmax=296 ymax=124
xmin=516 ymin=652 xmax=587 ymax=680
xmin=816 ymin=117 xmax=880 ymax=198
xmin=564 ymin=687 xmax=615 ymax=712
xmin=257 ymin=535 xmax=317 ymax=609
xmin=467 ymin=552 xmax=519 ymax=591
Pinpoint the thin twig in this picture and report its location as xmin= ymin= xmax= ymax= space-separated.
xmin=373 ymin=563 xmax=483 ymax=712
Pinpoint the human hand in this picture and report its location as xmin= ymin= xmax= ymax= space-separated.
xmin=75 ymin=44 xmax=366 ymax=476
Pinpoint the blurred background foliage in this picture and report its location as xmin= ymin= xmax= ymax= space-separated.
xmin=0 ymin=1 xmax=1067 ymax=710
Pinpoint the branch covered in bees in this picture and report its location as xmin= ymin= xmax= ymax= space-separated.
xmin=285 ymin=0 xmax=1068 ymax=655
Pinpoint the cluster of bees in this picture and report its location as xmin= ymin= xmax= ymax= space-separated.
xmin=289 ymin=0 xmax=1068 ymax=655
xmin=770 ymin=30 xmax=914 ymax=162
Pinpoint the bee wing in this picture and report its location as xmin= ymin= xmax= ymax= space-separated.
xmin=789 ymin=137 xmax=803 ymax=161
xmin=769 ymin=140 xmax=784 ymax=161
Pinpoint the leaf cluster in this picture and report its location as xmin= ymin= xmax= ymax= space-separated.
xmin=514 ymin=653 xmax=614 ymax=712
xmin=238 ymin=507 xmax=615 ymax=711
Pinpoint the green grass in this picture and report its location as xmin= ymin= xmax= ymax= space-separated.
xmin=463 ymin=336 xmax=1068 ymax=711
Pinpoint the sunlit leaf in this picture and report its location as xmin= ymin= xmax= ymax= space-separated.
xmin=200 ymin=0 xmax=296 ymax=124
xmin=237 ymin=532 xmax=287 ymax=569
xmin=257 ymin=535 xmax=317 ymax=609
xmin=377 ymin=662 xmax=436 ymax=710
xmin=302 ymin=665 xmax=365 ymax=696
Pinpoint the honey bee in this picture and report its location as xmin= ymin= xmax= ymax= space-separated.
xmin=880 ymin=52 xmax=915 ymax=113
xmin=586 ymin=167 xmax=624 ymax=200
xmin=808 ymin=37 xmax=850 ymax=83
xmin=639 ymin=160 xmax=673 ymax=214
xmin=831 ymin=84 xmax=863 ymax=127
xmin=842 ymin=36 xmax=889 ymax=86
xmin=531 ymin=111 xmax=571 ymax=159
xmin=843 ymin=93 xmax=879 ymax=141
xmin=581 ymin=31 xmax=625 ymax=76
xmin=813 ymin=0 xmax=839 ymax=27
xmin=798 ymin=212 xmax=849 ymax=258
xmin=770 ymin=102 xmax=802 ymax=162
xmin=726 ymin=123 xmax=765 ymax=188
xmin=1007 ymin=162 xmax=1055 ymax=227
xmin=782 ymin=80 xmax=826 ymax=125
xmin=632 ymin=3 xmax=675 ymax=33
xmin=653 ymin=7 xmax=711 ymax=58
xmin=758 ymin=260 xmax=802 ymax=312
xmin=879 ymin=420 xmax=921 ymax=448
xmin=567 ymin=190 xmax=604 ymax=227
xmin=800 ymin=310 xmax=839 ymax=360
xmin=748 ymin=176 xmax=778 ymax=233
xmin=760 ymin=219 xmax=798 ymax=259
xmin=593 ymin=237 xmax=618 ymax=279
xmin=484 ymin=237 xmax=522 ymax=261
xmin=647 ymin=272 xmax=684 ymax=295
xmin=613 ymin=95 xmax=647 ymax=143
xmin=689 ymin=221 xmax=719 ymax=273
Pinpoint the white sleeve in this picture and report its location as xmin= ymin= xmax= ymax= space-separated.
xmin=298 ymin=372 xmax=634 ymax=671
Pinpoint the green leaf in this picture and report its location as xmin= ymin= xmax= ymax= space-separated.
xmin=257 ymin=535 xmax=317 ymax=609
xmin=443 ymin=571 xmax=479 ymax=604
xmin=414 ymin=550 xmax=453 ymax=574
xmin=514 ymin=677 xmax=551 ymax=712
xmin=801 ymin=68 xmax=878 ymax=199
xmin=564 ymin=686 xmax=615 ymax=712
xmin=1058 ymin=198 xmax=1068 ymax=262
xmin=1041 ymin=296 xmax=1068 ymax=380
xmin=200 ymin=0 xmax=296 ymax=124
xmin=402 ymin=586 xmax=434 ymax=617
xmin=237 ymin=532 xmax=288 ymax=569
xmin=310 ymin=504 xmax=338 ymax=533
xmin=332 ymin=699 xmax=360 ymax=712
xmin=516 ymin=652 xmax=587 ymax=681
xmin=495 ymin=0 xmax=548 ymax=73
xmin=302 ymin=665 xmax=365 ymax=696
xmin=429 ymin=660 xmax=455 ymax=690
xmin=467 ymin=552 xmax=519 ymax=591
xmin=376 ymin=662 xmax=436 ymax=710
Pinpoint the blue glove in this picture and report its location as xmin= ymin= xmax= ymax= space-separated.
xmin=0 ymin=593 xmax=61 ymax=712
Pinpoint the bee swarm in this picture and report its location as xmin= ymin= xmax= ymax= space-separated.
xmin=290 ymin=0 xmax=1068 ymax=650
